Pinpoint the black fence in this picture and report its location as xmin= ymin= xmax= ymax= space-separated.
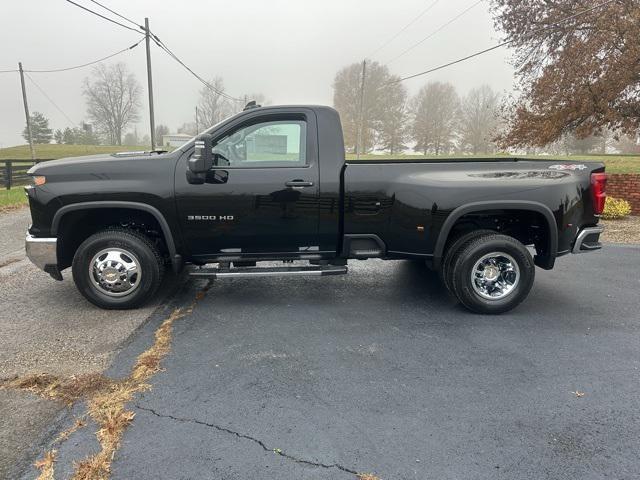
xmin=1 ymin=160 xmax=49 ymax=189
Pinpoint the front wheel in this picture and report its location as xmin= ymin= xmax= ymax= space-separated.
xmin=450 ymin=234 xmax=535 ymax=314
xmin=72 ymin=228 xmax=165 ymax=309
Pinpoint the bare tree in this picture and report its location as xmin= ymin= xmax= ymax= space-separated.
xmin=333 ymin=62 xmax=369 ymax=153
xmin=83 ymin=63 xmax=141 ymax=145
xmin=196 ymin=77 xmax=234 ymax=129
xmin=411 ymin=82 xmax=460 ymax=155
xmin=459 ymin=85 xmax=501 ymax=154
xmin=333 ymin=61 xmax=406 ymax=154
xmin=376 ymin=81 xmax=408 ymax=154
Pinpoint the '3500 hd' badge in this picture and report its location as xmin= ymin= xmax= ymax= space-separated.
xmin=187 ymin=215 xmax=234 ymax=221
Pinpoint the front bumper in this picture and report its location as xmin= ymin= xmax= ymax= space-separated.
xmin=572 ymin=226 xmax=604 ymax=254
xmin=25 ymin=234 xmax=62 ymax=279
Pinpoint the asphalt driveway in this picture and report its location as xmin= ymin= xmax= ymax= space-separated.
xmin=0 ymin=208 xmax=179 ymax=479
xmin=28 ymin=244 xmax=640 ymax=480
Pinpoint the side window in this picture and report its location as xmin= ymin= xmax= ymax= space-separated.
xmin=212 ymin=120 xmax=306 ymax=168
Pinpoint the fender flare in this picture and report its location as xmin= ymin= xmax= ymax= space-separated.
xmin=432 ymin=200 xmax=558 ymax=270
xmin=51 ymin=201 xmax=181 ymax=270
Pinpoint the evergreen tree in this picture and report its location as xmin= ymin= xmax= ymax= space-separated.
xmin=62 ymin=127 xmax=76 ymax=144
xmin=23 ymin=112 xmax=53 ymax=144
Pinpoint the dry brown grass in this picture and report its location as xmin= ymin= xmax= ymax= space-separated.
xmin=34 ymin=450 xmax=56 ymax=480
xmin=357 ymin=474 xmax=382 ymax=480
xmin=54 ymin=416 xmax=88 ymax=444
xmin=0 ymin=373 xmax=113 ymax=406
xmin=71 ymin=300 xmax=202 ymax=479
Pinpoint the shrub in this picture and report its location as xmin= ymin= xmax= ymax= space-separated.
xmin=602 ymin=196 xmax=632 ymax=219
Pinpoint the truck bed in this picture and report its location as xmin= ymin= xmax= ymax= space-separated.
xmin=342 ymin=158 xmax=604 ymax=258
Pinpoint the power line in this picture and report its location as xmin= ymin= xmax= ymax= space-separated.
xmin=23 ymin=38 xmax=144 ymax=73
xmin=150 ymin=34 xmax=240 ymax=101
xmin=151 ymin=34 xmax=238 ymax=101
xmin=0 ymin=69 xmax=18 ymax=74
xmin=386 ymin=0 xmax=617 ymax=84
xmin=386 ymin=0 xmax=483 ymax=65
xmin=65 ymin=1 xmax=241 ymax=103
xmin=390 ymin=42 xmax=508 ymax=83
xmin=367 ymin=0 xmax=440 ymax=59
xmin=25 ymin=72 xmax=77 ymax=125
xmin=87 ymin=0 xmax=143 ymax=29
xmin=64 ymin=0 xmax=141 ymax=33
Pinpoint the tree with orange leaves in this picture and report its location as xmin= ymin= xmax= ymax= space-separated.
xmin=492 ymin=0 xmax=640 ymax=148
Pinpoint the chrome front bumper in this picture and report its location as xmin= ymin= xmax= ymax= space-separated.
xmin=572 ymin=226 xmax=604 ymax=254
xmin=25 ymin=234 xmax=58 ymax=271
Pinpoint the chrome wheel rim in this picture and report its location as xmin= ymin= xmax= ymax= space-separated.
xmin=89 ymin=248 xmax=142 ymax=297
xmin=470 ymin=252 xmax=519 ymax=300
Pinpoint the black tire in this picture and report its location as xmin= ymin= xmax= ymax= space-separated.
xmin=72 ymin=228 xmax=165 ymax=309
xmin=440 ymin=229 xmax=495 ymax=293
xmin=450 ymin=234 xmax=534 ymax=314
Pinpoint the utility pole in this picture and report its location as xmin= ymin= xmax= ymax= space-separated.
xmin=356 ymin=59 xmax=366 ymax=160
xmin=195 ymin=106 xmax=199 ymax=135
xmin=18 ymin=62 xmax=35 ymax=161
xmin=144 ymin=17 xmax=156 ymax=150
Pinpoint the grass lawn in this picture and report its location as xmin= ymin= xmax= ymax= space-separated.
xmin=346 ymin=153 xmax=640 ymax=174
xmin=0 ymin=188 xmax=28 ymax=212
xmin=0 ymin=144 xmax=149 ymax=160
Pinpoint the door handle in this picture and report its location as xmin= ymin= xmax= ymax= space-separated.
xmin=285 ymin=180 xmax=314 ymax=188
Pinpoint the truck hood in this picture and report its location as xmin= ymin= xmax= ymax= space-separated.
xmin=28 ymin=152 xmax=171 ymax=175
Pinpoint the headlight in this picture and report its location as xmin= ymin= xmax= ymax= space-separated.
xmin=31 ymin=175 xmax=46 ymax=186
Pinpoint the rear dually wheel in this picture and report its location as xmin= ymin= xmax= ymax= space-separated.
xmin=450 ymin=233 xmax=535 ymax=314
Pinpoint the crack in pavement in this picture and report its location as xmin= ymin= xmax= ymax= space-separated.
xmin=135 ymin=403 xmax=360 ymax=476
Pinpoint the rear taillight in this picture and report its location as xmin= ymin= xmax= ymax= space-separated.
xmin=590 ymin=172 xmax=607 ymax=215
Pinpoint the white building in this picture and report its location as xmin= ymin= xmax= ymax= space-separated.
xmin=162 ymin=134 xmax=192 ymax=148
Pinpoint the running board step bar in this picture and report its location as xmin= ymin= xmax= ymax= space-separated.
xmin=189 ymin=265 xmax=348 ymax=279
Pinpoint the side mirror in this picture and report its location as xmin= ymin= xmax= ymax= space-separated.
xmin=188 ymin=134 xmax=214 ymax=174
xmin=185 ymin=169 xmax=205 ymax=185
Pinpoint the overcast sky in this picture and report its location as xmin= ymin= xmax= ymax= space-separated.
xmin=0 ymin=0 xmax=514 ymax=148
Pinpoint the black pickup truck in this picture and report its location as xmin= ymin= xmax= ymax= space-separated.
xmin=25 ymin=104 xmax=606 ymax=314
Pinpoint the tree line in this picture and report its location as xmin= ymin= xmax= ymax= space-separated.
xmin=333 ymin=61 xmax=502 ymax=155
